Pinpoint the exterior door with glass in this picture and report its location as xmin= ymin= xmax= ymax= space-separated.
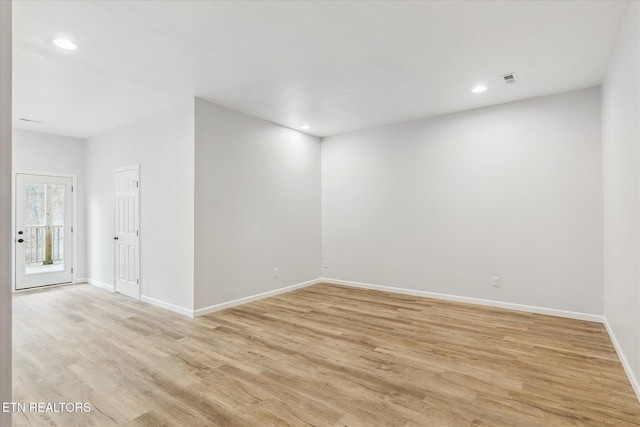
xmin=15 ymin=174 xmax=73 ymax=289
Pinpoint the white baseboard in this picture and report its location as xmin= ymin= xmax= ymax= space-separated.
xmin=603 ymin=318 xmax=640 ymax=403
xmin=193 ymin=278 xmax=324 ymax=317
xmin=320 ymin=278 xmax=605 ymax=323
xmin=140 ymin=295 xmax=193 ymax=317
xmin=89 ymin=274 xmax=604 ymax=322
xmin=87 ymin=277 xmax=192 ymax=316
xmin=87 ymin=278 xmax=114 ymax=292
xmin=87 ymin=277 xmax=321 ymax=318
xmin=75 ymin=277 xmax=89 ymax=284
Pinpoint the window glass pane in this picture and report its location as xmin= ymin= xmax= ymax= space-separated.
xmin=50 ymin=184 xmax=64 ymax=226
xmin=23 ymin=182 xmax=65 ymax=273
xmin=24 ymin=183 xmax=46 ymax=226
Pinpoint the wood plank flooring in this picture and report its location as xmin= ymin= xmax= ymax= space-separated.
xmin=12 ymin=283 xmax=640 ymax=426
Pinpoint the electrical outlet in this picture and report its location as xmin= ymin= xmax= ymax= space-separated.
xmin=492 ymin=276 xmax=501 ymax=287
xmin=323 ymin=260 xmax=328 ymax=269
xmin=274 ymin=268 xmax=279 ymax=278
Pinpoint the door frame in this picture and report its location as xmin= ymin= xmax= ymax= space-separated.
xmin=113 ymin=164 xmax=141 ymax=299
xmin=12 ymin=170 xmax=78 ymax=291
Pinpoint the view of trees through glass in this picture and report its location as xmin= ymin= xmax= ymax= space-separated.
xmin=23 ymin=183 xmax=65 ymax=267
xmin=24 ymin=183 xmax=46 ymax=226
xmin=51 ymin=185 xmax=64 ymax=226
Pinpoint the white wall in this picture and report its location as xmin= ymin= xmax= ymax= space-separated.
xmin=322 ymin=88 xmax=603 ymax=316
xmin=86 ymin=99 xmax=195 ymax=311
xmin=602 ymin=1 xmax=640 ymax=397
xmin=0 ymin=0 xmax=12 ymax=423
xmin=13 ymin=129 xmax=87 ymax=279
xmin=194 ymin=98 xmax=321 ymax=310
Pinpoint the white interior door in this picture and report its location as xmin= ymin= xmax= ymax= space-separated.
xmin=114 ymin=166 xmax=140 ymax=299
xmin=15 ymin=174 xmax=73 ymax=289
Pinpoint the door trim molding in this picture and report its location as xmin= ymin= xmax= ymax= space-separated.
xmin=12 ymin=170 xmax=78 ymax=291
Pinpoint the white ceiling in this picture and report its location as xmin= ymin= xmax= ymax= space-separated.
xmin=13 ymin=0 xmax=629 ymax=139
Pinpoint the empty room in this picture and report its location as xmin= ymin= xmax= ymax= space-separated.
xmin=1 ymin=0 xmax=640 ymax=425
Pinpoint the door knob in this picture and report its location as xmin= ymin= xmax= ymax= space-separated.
xmin=113 ymin=236 xmax=119 ymax=240
xmin=18 ymin=231 xmax=23 ymax=235
xmin=17 ymin=239 xmax=24 ymax=243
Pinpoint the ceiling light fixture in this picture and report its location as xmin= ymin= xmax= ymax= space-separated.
xmin=300 ymin=124 xmax=311 ymax=130
xmin=53 ymin=38 xmax=78 ymax=50
xmin=472 ymin=85 xmax=488 ymax=93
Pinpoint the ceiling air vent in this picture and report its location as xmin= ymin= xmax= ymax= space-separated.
xmin=501 ymin=73 xmax=517 ymax=84
xmin=19 ymin=118 xmax=42 ymax=124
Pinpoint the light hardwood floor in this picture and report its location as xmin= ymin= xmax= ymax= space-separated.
xmin=12 ymin=283 xmax=640 ymax=426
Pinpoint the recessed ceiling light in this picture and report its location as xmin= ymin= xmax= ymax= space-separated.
xmin=472 ymin=85 xmax=488 ymax=93
xmin=53 ymin=38 xmax=78 ymax=50
xmin=300 ymin=124 xmax=310 ymax=130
